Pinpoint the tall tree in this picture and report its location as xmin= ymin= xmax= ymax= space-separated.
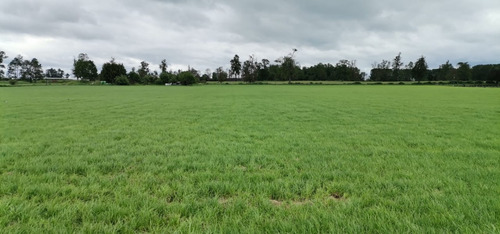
xmin=22 ymin=58 xmax=43 ymax=82
xmin=258 ymin=59 xmax=270 ymax=81
xmin=488 ymin=67 xmax=500 ymax=86
xmin=392 ymin=52 xmax=403 ymax=81
xmin=412 ymin=56 xmax=428 ymax=82
xmin=100 ymin=58 xmax=127 ymax=83
xmin=215 ymin=67 xmax=227 ymax=83
xmin=7 ymin=55 xmax=24 ymax=79
xmin=230 ymin=54 xmax=241 ymax=79
xmin=370 ymin=59 xmax=392 ymax=81
xmin=405 ymin=61 xmax=414 ymax=70
xmin=335 ymin=60 xmax=361 ymax=81
xmin=138 ymin=61 xmax=149 ymax=79
xmin=276 ymin=49 xmax=298 ymax=83
xmin=242 ymin=55 xmax=259 ymax=83
xmin=46 ymin=68 xmax=65 ymax=78
xmin=159 ymin=59 xmax=168 ymax=73
xmin=72 ymin=53 xmax=98 ymax=81
xmin=456 ymin=62 xmax=472 ymax=81
xmin=438 ymin=61 xmax=455 ymax=80
xmin=127 ymin=69 xmax=141 ymax=84
xmin=0 ymin=51 xmax=7 ymax=78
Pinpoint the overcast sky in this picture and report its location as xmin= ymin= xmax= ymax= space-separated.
xmin=1 ymin=0 xmax=499 ymax=76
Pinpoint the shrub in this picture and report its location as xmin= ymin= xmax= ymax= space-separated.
xmin=127 ymin=72 xmax=141 ymax=84
xmin=9 ymin=79 xmax=17 ymax=85
xmin=177 ymin=71 xmax=197 ymax=86
xmin=115 ymin=75 xmax=130 ymax=85
xmin=160 ymin=72 xmax=173 ymax=84
xmin=143 ymin=75 xmax=157 ymax=85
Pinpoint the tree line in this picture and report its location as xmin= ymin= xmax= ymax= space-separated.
xmin=369 ymin=53 xmax=500 ymax=85
xmin=1 ymin=50 xmax=499 ymax=85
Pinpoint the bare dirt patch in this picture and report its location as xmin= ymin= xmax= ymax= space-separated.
xmin=218 ymin=197 xmax=231 ymax=205
xmin=270 ymin=199 xmax=283 ymax=206
xmin=329 ymin=193 xmax=346 ymax=201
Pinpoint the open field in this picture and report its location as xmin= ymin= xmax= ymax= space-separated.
xmin=1 ymin=85 xmax=499 ymax=232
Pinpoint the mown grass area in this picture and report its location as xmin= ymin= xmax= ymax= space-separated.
xmin=0 ymin=85 xmax=499 ymax=232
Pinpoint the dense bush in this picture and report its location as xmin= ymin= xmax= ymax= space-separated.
xmin=115 ymin=75 xmax=130 ymax=85
xmin=178 ymin=71 xmax=197 ymax=85
xmin=143 ymin=75 xmax=157 ymax=85
xmin=9 ymin=79 xmax=18 ymax=85
xmin=127 ymin=71 xmax=141 ymax=84
xmin=159 ymin=72 xmax=173 ymax=84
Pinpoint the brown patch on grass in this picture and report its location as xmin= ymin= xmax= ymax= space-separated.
xmin=329 ymin=193 xmax=346 ymax=201
xmin=235 ymin=165 xmax=247 ymax=171
xmin=270 ymin=199 xmax=283 ymax=206
xmin=432 ymin=188 xmax=444 ymax=196
xmin=218 ymin=197 xmax=231 ymax=205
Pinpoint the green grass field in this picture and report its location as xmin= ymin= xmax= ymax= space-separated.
xmin=1 ymin=85 xmax=499 ymax=233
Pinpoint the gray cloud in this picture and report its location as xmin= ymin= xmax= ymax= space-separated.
xmin=1 ymin=0 xmax=499 ymax=76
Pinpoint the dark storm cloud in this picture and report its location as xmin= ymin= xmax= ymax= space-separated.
xmin=0 ymin=0 xmax=499 ymax=75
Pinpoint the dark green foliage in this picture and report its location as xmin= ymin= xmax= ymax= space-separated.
xmin=114 ymin=75 xmax=130 ymax=85
xmin=214 ymin=67 xmax=228 ymax=83
xmin=473 ymin=64 xmax=500 ymax=85
xmin=177 ymin=71 xmax=197 ymax=85
xmin=0 ymin=51 xmax=7 ymax=78
xmin=392 ymin=52 xmax=403 ymax=81
xmin=257 ymin=59 xmax=271 ymax=81
xmin=370 ymin=68 xmax=392 ymax=81
xmin=369 ymin=59 xmax=405 ymax=81
xmin=230 ymin=54 xmax=241 ymax=79
xmin=169 ymin=73 xmax=179 ymax=83
xmin=7 ymin=55 xmax=43 ymax=82
xmin=72 ymin=53 xmax=98 ymax=81
xmin=159 ymin=59 xmax=168 ymax=73
xmin=412 ymin=56 xmax=428 ymax=82
xmin=242 ymin=55 xmax=259 ymax=83
xmin=303 ymin=63 xmax=329 ymax=80
xmin=200 ymin=74 xmax=209 ymax=83
xmin=127 ymin=71 xmax=141 ymax=84
xmin=488 ymin=68 xmax=500 ymax=85
xmin=187 ymin=67 xmax=200 ymax=80
xmin=335 ymin=60 xmax=361 ymax=81
xmin=437 ymin=61 xmax=455 ymax=80
xmin=8 ymin=79 xmax=17 ymax=85
xmin=143 ymin=74 xmax=157 ymax=85
xmin=160 ymin=72 xmax=174 ymax=84
xmin=456 ymin=62 xmax=472 ymax=81
xmin=45 ymin=68 xmax=65 ymax=78
xmin=21 ymin=58 xmax=44 ymax=83
xmin=281 ymin=56 xmax=296 ymax=83
xmin=138 ymin=61 xmax=149 ymax=79
xmin=472 ymin=65 xmax=493 ymax=81
xmin=100 ymin=58 xmax=127 ymax=84
xmin=7 ymin=55 xmax=23 ymax=79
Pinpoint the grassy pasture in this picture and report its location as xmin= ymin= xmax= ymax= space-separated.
xmin=0 ymin=85 xmax=499 ymax=233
